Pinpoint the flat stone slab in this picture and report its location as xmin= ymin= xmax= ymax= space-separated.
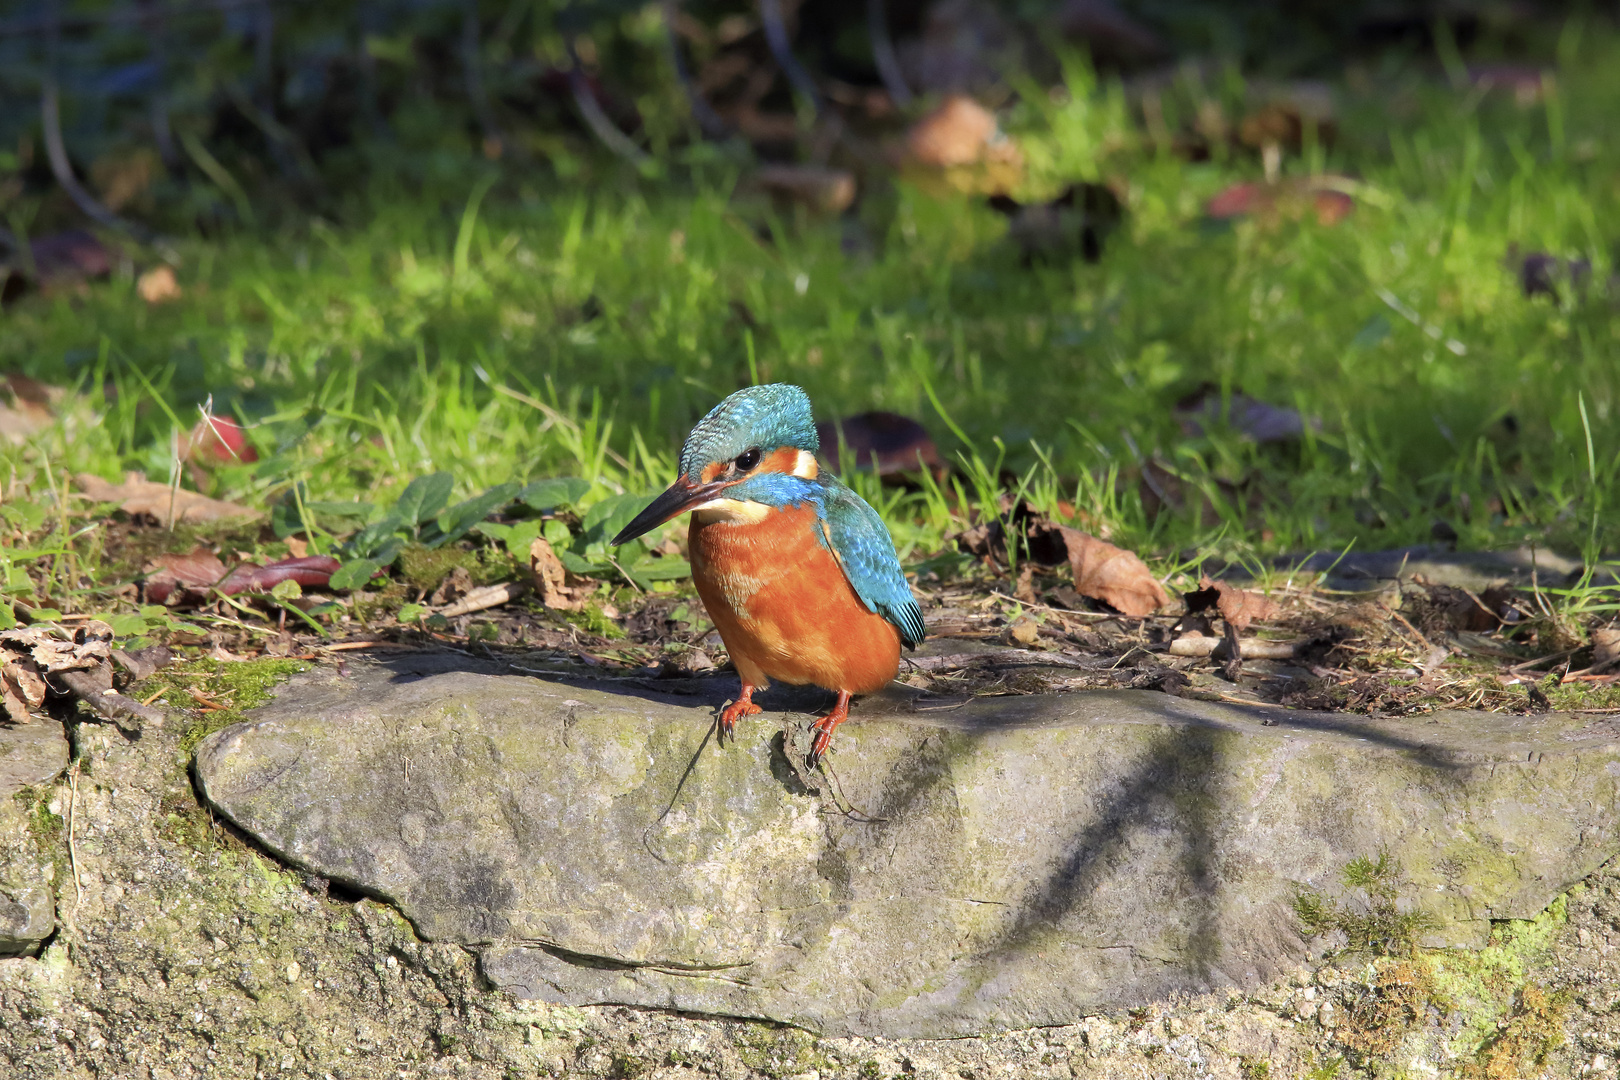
xmin=0 ymin=719 xmax=69 ymax=799
xmin=196 ymin=656 xmax=1620 ymax=1038
xmin=1278 ymin=545 xmax=1604 ymax=592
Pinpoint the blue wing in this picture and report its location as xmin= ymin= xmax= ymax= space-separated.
xmin=815 ymin=477 xmax=926 ymax=648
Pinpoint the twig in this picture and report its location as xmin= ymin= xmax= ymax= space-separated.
xmin=866 ymin=0 xmax=912 ymax=106
xmin=566 ymin=40 xmax=650 ymax=165
xmin=1167 ymin=635 xmax=1300 ymax=660
xmin=66 ymin=759 xmax=82 ymax=908
xmin=460 ymin=0 xmax=507 ymax=156
xmin=759 ymin=0 xmax=822 ymax=113
xmin=662 ymin=0 xmax=730 ymax=138
xmin=41 ymin=80 xmax=152 ymax=241
xmin=439 ymin=581 xmax=529 ymax=618
xmin=1509 ymin=646 xmax=1583 ymax=673
xmin=324 ymin=640 xmax=423 ymax=652
xmin=985 ymin=591 xmax=1118 ymax=618
xmin=53 ymin=667 xmax=164 ymax=732
xmin=1387 ymin=608 xmax=1432 ymax=653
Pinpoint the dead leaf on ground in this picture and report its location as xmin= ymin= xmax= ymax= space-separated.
xmin=1184 ymin=576 xmax=1281 ymax=632
xmin=817 ymin=412 xmax=942 ymax=476
xmin=29 ymin=230 xmax=115 ymax=282
xmin=1056 ymin=0 xmax=1165 ymax=64
xmin=1058 ymin=528 xmax=1168 ymax=617
xmin=530 ymin=537 xmax=589 ymax=611
xmin=1174 ymin=384 xmax=1312 ymax=443
xmin=218 ymin=556 xmax=342 ymax=598
xmin=1237 ymin=82 xmax=1337 ymax=151
xmin=1469 ymin=64 xmax=1552 ymax=106
xmin=1206 ymin=177 xmax=1355 ymax=227
xmin=1516 ymin=251 xmax=1593 ymax=299
xmin=1 ymin=620 xmax=114 ymax=724
xmin=77 ymin=471 xmax=261 ymax=525
xmin=754 ymin=166 xmax=857 ymax=215
xmin=429 ymin=566 xmax=475 ymax=607
xmin=143 ymin=548 xmax=228 ymax=605
xmin=988 ymin=182 xmax=1123 ymax=263
xmin=901 ymin=95 xmax=1024 ymax=194
xmin=137 ymin=264 xmax=182 ymax=304
xmin=0 ymin=373 xmax=63 ymax=444
xmin=1594 ymin=628 xmax=1620 ymax=671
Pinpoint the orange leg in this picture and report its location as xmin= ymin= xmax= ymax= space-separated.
xmin=718 ymin=683 xmax=762 ymax=744
xmin=807 ymin=690 xmax=854 ymax=769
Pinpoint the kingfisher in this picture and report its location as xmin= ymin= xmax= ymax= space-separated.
xmin=612 ymin=384 xmax=925 ymax=766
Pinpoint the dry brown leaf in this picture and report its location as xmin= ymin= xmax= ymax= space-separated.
xmin=529 ymin=537 xmax=587 ymax=611
xmin=1185 ymin=576 xmax=1282 ymax=632
xmin=137 ymin=264 xmax=182 ymax=304
xmin=143 ymin=548 xmax=229 ymax=604
xmin=1058 ymin=528 xmax=1167 ymax=617
xmin=1593 ymin=627 xmax=1620 ymax=672
xmin=754 ymin=165 xmax=857 ymax=215
xmin=901 ymin=95 xmax=1024 ymax=195
xmin=1 ymin=659 xmax=46 ymax=723
xmin=2 ymin=621 xmax=114 ymax=673
xmin=907 ymin=95 xmax=999 ymax=167
xmin=0 ymin=620 xmax=115 ymax=725
xmin=76 ymin=471 xmax=260 ymax=525
xmin=0 ymin=374 xmax=63 ymax=445
xmin=1206 ymin=177 xmax=1355 ymax=227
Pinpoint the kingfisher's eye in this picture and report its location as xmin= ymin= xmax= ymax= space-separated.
xmin=735 ymin=448 xmax=762 ymax=471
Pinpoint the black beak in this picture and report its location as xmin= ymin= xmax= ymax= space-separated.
xmin=611 ymin=474 xmax=725 ymax=545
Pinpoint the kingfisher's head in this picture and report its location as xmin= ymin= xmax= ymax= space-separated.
xmin=612 ymin=384 xmax=820 ymax=545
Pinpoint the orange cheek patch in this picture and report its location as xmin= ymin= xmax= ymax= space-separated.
xmin=759 ymin=447 xmax=802 ymax=475
xmin=699 ymin=462 xmax=725 ymax=484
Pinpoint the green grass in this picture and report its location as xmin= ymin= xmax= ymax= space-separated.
xmin=5 ymin=29 xmax=1620 ymax=578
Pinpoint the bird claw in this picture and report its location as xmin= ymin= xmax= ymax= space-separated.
xmin=718 ymin=696 xmax=761 ymax=744
xmin=805 ymin=723 xmax=835 ymax=770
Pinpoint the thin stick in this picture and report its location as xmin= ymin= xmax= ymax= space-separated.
xmin=759 ymin=0 xmax=822 ymax=112
xmin=867 ymin=0 xmax=912 ymax=106
xmin=661 ymin=0 xmax=730 ymax=138
xmin=986 ymin=591 xmax=1119 ymax=619
xmin=67 ymin=759 xmax=82 ymax=908
xmin=438 ymin=581 xmax=529 ymax=618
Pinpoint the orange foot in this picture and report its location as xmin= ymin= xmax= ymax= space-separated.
xmin=807 ymin=690 xmax=854 ymax=769
xmin=718 ymin=684 xmax=762 ymax=744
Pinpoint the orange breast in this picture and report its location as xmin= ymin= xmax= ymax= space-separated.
xmin=688 ymin=504 xmax=901 ymax=695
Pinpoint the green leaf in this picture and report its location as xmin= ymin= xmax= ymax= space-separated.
xmin=302 ymin=500 xmax=377 ymax=521
xmin=397 ymin=603 xmax=427 ymax=624
xmin=556 ymin=548 xmax=606 ymax=575
xmin=423 ymin=482 xmax=521 ymax=548
xmin=502 ymin=519 xmax=543 ymax=559
xmin=632 ymin=557 xmax=692 ymax=582
xmin=346 ymin=516 xmax=406 ymax=560
xmin=519 ymin=477 xmax=591 ymax=511
xmin=24 ymin=608 xmax=63 ymax=624
xmin=543 ymin=519 xmax=573 ymax=546
xmin=394 ymin=472 xmax=455 ymax=528
xmin=0 ymin=501 xmax=47 ymax=532
xmin=306 ymin=602 xmax=343 ymax=618
xmin=329 ymin=558 xmax=381 ymax=592
xmin=584 ymin=491 xmax=659 ymax=545
xmin=105 ymin=613 xmax=149 ymax=636
xmin=0 ymin=602 xmax=14 ymax=631
xmin=269 ymin=579 xmax=304 ymax=601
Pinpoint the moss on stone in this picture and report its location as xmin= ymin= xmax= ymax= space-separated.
xmin=1429 ymin=894 xmax=1570 ymax=1072
xmin=154 ymin=657 xmax=309 ymax=760
xmin=1294 ymin=851 xmax=1437 ymax=957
